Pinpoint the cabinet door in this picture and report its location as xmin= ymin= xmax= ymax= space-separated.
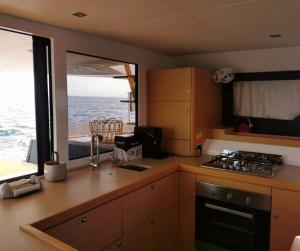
xmin=123 ymin=174 xmax=177 ymax=234
xmin=271 ymin=188 xmax=300 ymax=251
xmin=148 ymin=101 xmax=191 ymax=140
xmin=179 ymin=172 xmax=196 ymax=251
xmin=150 ymin=204 xmax=178 ymax=251
xmin=123 ymin=183 xmax=152 ymax=234
xmin=46 ymin=198 xmax=122 ymax=251
xmin=148 ymin=68 xmax=192 ymax=101
xmin=151 ymin=173 xmax=178 ymax=216
xmin=163 ymin=139 xmax=191 ymax=156
xmin=102 ymin=240 xmax=122 ymax=251
xmin=123 ymin=205 xmax=178 ymax=251
xmin=123 ymin=220 xmax=152 ymax=251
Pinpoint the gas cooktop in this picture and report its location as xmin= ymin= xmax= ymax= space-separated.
xmin=203 ymin=150 xmax=283 ymax=177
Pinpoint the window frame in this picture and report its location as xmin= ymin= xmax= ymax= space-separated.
xmin=66 ymin=51 xmax=138 ymax=161
xmin=0 ymin=29 xmax=53 ymax=183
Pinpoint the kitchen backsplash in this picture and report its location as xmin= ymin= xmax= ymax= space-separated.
xmin=203 ymin=139 xmax=300 ymax=166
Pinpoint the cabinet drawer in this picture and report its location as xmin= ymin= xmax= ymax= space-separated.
xmin=102 ymin=239 xmax=122 ymax=251
xmin=123 ymin=173 xmax=177 ymax=234
xmin=46 ymin=198 xmax=122 ymax=251
xmin=148 ymin=68 xmax=192 ymax=101
xmin=148 ymin=101 xmax=191 ymax=140
xmin=123 ymin=205 xmax=178 ymax=251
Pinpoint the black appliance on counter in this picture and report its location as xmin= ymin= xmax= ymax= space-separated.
xmin=134 ymin=126 xmax=168 ymax=159
xmin=196 ymin=182 xmax=271 ymax=251
xmin=114 ymin=134 xmax=140 ymax=151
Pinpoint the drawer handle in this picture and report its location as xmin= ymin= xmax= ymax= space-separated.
xmin=117 ymin=241 xmax=122 ymax=248
xmin=273 ymin=214 xmax=279 ymax=219
xmin=81 ymin=216 xmax=88 ymax=223
xmin=150 ymin=184 xmax=155 ymax=190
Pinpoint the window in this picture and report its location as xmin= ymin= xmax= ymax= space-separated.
xmin=67 ymin=52 xmax=137 ymax=160
xmin=223 ymin=71 xmax=300 ymax=137
xmin=0 ymin=29 xmax=53 ymax=181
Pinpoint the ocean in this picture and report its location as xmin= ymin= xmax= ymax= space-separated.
xmin=68 ymin=96 xmax=135 ymax=125
xmin=0 ymin=96 xmax=135 ymax=161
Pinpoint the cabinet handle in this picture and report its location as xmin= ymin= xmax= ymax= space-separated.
xmin=273 ymin=214 xmax=279 ymax=219
xmin=81 ymin=216 xmax=88 ymax=223
xmin=117 ymin=241 xmax=122 ymax=248
xmin=150 ymin=184 xmax=155 ymax=190
xmin=186 ymin=89 xmax=190 ymax=94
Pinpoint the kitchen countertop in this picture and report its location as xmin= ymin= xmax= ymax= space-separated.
xmin=2 ymin=155 xmax=300 ymax=250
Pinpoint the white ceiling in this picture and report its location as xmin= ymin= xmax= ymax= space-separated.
xmin=0 ymin=0 xmax=299 ymax=55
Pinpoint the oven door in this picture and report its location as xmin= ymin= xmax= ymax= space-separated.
xmin=196 ymin=196 xmax=270 ymax=251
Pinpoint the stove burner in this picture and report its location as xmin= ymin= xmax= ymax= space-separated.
xmin=204 ymin=150 xmax=283 ymax=177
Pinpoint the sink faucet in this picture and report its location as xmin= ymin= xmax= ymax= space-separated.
xmin=90 ymin=133 xmax=103 ymax=170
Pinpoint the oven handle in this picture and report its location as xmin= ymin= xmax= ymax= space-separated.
xmin=205 ymin=203 xmax=254 ymax=219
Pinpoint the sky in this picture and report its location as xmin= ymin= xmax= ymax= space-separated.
xmin=0 ymin=72 xmax=131 ymax=103
xmin=67 ymin=75 xmax=131 ymax=98
xmin=0 ymin=72 xmax=35 ymax=106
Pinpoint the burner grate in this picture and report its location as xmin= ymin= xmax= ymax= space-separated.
xmin=204 ymin=150 xmax=283 ymax=177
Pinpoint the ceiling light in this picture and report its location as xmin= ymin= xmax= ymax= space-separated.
xmin=72 ymin=12 xmax=87 ymax=18
xmin=269 ymin=34 xmax=282 ymax=38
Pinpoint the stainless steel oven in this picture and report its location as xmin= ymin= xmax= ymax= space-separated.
xmin=195 ymin=182 xmax=271 ymax=251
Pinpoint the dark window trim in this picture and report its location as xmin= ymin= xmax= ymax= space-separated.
xmin=66 ymin=50 xmax=137 ymax=65
xmin=135 ymin=64 xmax=138 ymax=126
xmin=223 ymin=70 xmax=300 ymax=136
xmin=66 ymin=51 xmax=138 ymax=161
xmin=0 ymin=32 xmax=53 ymax=183
xmin=66 ymin=51 xmax=139 ymax=126
xmin=33 ymin=36 xmax=53 ymax=175
xmin=223 ymin=70 xmax=300 ymax=126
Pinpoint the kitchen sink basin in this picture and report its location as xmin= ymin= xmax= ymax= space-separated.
xmin=118 ymin=163 xmax=151 ymax=172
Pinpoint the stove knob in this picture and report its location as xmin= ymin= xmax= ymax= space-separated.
xmin=245 ymin=197 xmax=253 ymax=205
xmin=226 ymin=193 xmax=233 ymax=201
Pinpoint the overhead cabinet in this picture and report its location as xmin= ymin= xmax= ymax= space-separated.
xmin=147 ymin=67 xmax=222 ymax=156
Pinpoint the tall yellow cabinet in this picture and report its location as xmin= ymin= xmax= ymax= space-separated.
xmin=147 ymin=67 xmax=222 ymax=156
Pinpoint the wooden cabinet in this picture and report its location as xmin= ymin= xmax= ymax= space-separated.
xmin=102 ymin=240 xmax=122 ymax=251
xmin=271 ymin=188 xmax=300 ymax=251
xmin=45 ymin=198 xmax=122 ymax=251
xmin=148 ymin=68 xmax=191 ymax=101
xmin=123 ymin=204 xmax=178 ymax=251
xmin=148 ymin=101 xmax=191 ymax=139
xmin=123 ymin=173 xmax=178 ymax=251
xmin=179 ymin=172 xmax=196 ymax=251
xmin=147 ymin=67 xmax=222 ymax=156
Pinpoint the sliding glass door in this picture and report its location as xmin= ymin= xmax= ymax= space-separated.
xmin=0 ymin=29 xmax=52 ymax=181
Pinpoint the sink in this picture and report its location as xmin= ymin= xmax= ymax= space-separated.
xmin=118 ymin=163 xmax=151 ymax=172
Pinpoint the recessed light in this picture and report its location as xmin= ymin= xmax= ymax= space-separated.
xmin=72 ymin=12 xmax=87 ymax=18
xmin=269 ymin=34 xmax=282 ymax=38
